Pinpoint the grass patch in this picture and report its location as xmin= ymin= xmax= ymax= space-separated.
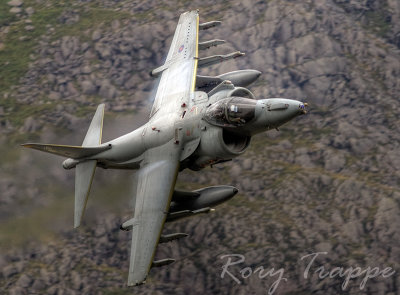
xmin=0 ymin=189 xmax=71 ymax=249
xmin=7 ymin=100 xmax=56 ymax=126
xmin=53 ymin=8 xmax=132 ymax=41
xmin=0 ymin=7 xmax=63 ymax=94
xmin=0 ymin=2 xmax=18 ymax=27
xmin=364 ymin=10 xmax=390 ymax=38
xmin=0 ymin=3 xmax=131 ymax=99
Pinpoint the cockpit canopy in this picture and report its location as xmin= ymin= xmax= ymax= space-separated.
xmin=204 ymin=97 xmax=257 ymax=127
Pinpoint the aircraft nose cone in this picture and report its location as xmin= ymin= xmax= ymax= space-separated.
xmin=285 ymin=99 xmax=307 ymax=117
xmin=298 ymin=102 xmax=308 ymax=114
xmin=259 ymin=98 xmax=307 ymax=129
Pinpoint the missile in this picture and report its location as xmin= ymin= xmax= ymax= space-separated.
xmin=196 ymin=70 xmax=261 ymax=92
xmin=166 ymin=208 xmax=213 ymax=222
xmin=218 ymin=69 xmax=261 ymax=88
xmin=199 ymin=21 xmax=221 ymax=30
xmin=197 ymin=51 xmax=245 ymax=68
xmin=169 ymin=185 xmax=238 ymax=213
xmin=151 ymin=258 xmax=175 ymax=268
xmin=199 ymin=39 xmax=226 ymax=50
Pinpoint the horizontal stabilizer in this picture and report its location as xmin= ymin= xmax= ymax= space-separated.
xmin=198 ymin=39 xmax=226 ymax=50
xmin=21 ymin=143 xmax=111 ymax=159
xmin=74 ymin=160 xmax=96 ymax=228
xmin=197 ymin=51 xmax=245 ymax=68
xmin=151 ymin=258 xmax=175 ymax=268
xmin=199 ymin=21 xmax=221 ymax=30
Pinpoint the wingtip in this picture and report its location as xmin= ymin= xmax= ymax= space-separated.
xmin=21 ymin=143 xmax=33 ymax=148
xmin=127 ymin=277 xmax=147 ymax=287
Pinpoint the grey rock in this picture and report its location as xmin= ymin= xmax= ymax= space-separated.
xmin=111 ymin=20 xmax=120 ymax=30
xmin=46 ymin=285 xmax=59 ymax=295
xmin=95 ymin=43 xmax=111 ymax=60
xmin=99 ymin=80 xmax=116 ymax=99
xmin=323 ymin=149 xmax=345 ymax=172
xmin=81 ymin=65 xmax=91 ymax=74
xmin=92 ymin=30 xmax=101 ymax=41
xmin=16 ymin=274 xmax=33 ymax=288
xmin=80 ymin=80 xmax=97 ymax=95
xmin=66 ymin=82 xmax=78 ymax=96
xmin=32 ymin=279 xmax=46 ymax=292
xmin=295 ymin=147 xmax=314 ymax=167
xmin=25 ymin=25 xmax=34 ymax=31
xmin=22 ymin=116 xmax=39 ymax=132
xmin=2 ymin=264 xmax=17 ymax=278
xmin=242 ymin=158 xmax=253 ymax=170
xmin=25 ymin=6 xmax=34 ymax=15
xmin=48 ymin=91 xmax=61 ymax=100
xmin=8 ymin=287 xmax=26 ymax=295
xmin=123 ymin=75 xmax=140 ymax=90
xmin=7 ymin=0 xmax=23 ymax=7
xmin=9 ymin=7 xmax=22 ymax=14
xmin=58 ymin=9 xmax=80 ymax=25
xmin=61 ymin=36 xmax=79 ymax=59
xmin=70 ymin=271 xmax=82 ymax=290
xmin=349 ymin=137 xmax=375 ymax=154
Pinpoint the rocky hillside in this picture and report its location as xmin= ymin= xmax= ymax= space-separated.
xmin=1 ymin=0 xmax=399 ymax=294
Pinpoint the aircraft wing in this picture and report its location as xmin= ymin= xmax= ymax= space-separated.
xmin=149 ymin=10 xmax=199 ymax=118
xmin=126 ymin=141 xmax=180 ymax=286
xmin=127 ymin=10 xmax=199 ymax=285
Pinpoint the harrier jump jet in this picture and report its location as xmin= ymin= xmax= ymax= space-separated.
xmin=22 ymin=10 xmax=307 ymax=286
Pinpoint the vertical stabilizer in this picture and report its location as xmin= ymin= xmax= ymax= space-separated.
xmin=82 ymin=104 xmax=105 ymax=147
xmin=74 ymin=104 xmax=105 ymax=228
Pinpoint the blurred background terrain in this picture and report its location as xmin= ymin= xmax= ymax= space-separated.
xmin=0 ymin=0 xmax=399 ymax=294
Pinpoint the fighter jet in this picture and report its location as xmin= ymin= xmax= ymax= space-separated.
xmin=22 ymin=10 xmax=307 ymax=286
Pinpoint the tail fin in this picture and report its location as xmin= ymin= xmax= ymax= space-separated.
xmin=21 ymin=104 xmax=108 ymax=158
xmin=74 ymin=104 xmax=105 ymax=227
xmin=82 ymin=103 xmax=105 ymax=147
xmin=22 ymin=104 xmax=107 ymax=228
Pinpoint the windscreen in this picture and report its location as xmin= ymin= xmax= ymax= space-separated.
xmin=204 ymin=97 xmax=257 ymax=127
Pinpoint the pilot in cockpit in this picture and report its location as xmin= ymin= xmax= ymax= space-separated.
xmin=204 ymin=97 xmax=257 ymax=127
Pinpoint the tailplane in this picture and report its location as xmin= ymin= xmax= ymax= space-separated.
xmin=74 ymin=159 xmax=96 ymax=228
xmin=20 ymin=143 xmax=110 ymax=159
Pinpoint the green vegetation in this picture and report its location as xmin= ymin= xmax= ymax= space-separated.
xmin=0 ymin=189 xmax=71 ymax=249
xmin=0 ymin=6 xmax=62 ymax=94
xmin=364 ymin=10 xmax=390 ymax=38
xmin=0 ymin=3 xmax=130 ymax=94
xmin=0 ymin=2 xmax=17 ymax=27
xmin=53 ymin=8 xmax=132 ymax=41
